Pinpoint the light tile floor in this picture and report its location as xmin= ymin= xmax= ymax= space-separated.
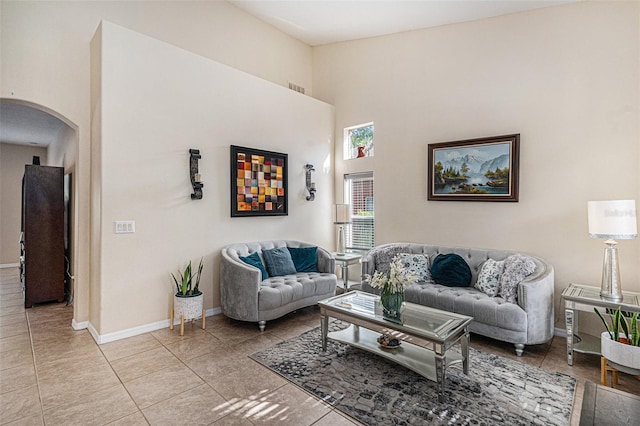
xmin=2 ymin=267 xmax=639 ymax=425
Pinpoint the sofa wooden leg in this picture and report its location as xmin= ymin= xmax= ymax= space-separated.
xmin=514 ymin=343 xmax=524 ymax=356
xmin=258 ymin=320 xmax=266 ymax=332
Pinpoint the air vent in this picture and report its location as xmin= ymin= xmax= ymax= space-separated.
xmin=288 ymin=82 xmax=305 ymax=94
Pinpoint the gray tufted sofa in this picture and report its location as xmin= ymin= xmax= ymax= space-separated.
xmin=361 ymin=243 xmax=554 ymax=356
xmin=220 ymin=240 xmax=337 ymax=331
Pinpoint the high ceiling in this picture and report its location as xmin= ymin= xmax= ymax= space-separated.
xmin=231 ymin=0 xmax=578 ymax=46
xmin=1 ymin=0 xmax=579 ymax=148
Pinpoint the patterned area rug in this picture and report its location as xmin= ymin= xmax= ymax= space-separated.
xmin=250 ymin=323 xmax=576 ymax=425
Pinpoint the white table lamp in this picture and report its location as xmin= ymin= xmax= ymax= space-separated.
xmin=334 ymin=204 xmax=351 ymax=255
xmin=588 ymin=200 xmax=637 ymax=301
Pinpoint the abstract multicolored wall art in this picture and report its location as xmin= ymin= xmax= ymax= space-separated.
xmin=230 ymin=145 xmax=288 ymax=217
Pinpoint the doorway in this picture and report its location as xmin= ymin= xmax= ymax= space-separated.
xmin=0 ymin=99 xmax=79 ymax=316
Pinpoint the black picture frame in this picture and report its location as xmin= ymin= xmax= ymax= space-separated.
xmin=427 ymin=134 xmax=520 ymax=202
xmin=230 ymin=145 xmax=288 ymax=217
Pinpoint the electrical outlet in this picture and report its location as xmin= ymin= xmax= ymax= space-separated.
xmin=115 ymin=221 xmax=135 ymax=234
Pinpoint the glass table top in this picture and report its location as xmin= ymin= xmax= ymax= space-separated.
xmin=319 ymin=291 xmax=473 ymax=341
xmin=562 ymin=283 xmax=640 ymax=310
xmin=332 ymin=252 xmax=362 ymax=261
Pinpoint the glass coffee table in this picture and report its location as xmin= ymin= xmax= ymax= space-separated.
xmin=318 ymin=291 xmax=473 ymax=403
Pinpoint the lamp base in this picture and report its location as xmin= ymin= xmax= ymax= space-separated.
xmin=600 ymin=240 xmax=623 ymax=302
xmin=337 ymin=225 xmax=345 ymax=255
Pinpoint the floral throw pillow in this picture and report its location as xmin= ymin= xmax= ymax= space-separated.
xmin=499 ymin=254 xmax=536 ymax=304
xmin=474 ymin=259 xmax=504 ymax=297
xmin=397 ymin=253 xmax=432 ymax=283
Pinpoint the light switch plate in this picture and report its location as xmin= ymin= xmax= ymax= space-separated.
xmin=115 ymin=221 xmax=135 ymax=234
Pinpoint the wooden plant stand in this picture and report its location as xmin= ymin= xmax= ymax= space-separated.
xmin=170 ymin=308 xmax=206 ymax=336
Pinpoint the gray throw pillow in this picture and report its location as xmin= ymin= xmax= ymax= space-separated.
xmin=375 ymin=245 xmax=410 ymax=273
xmin=262 ymin=247 xmax=297 ymax=276
xmin=499 ymin=254 xmax=536 ymax=304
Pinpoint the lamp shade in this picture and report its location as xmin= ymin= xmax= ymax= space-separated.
xmin=334 ymin=204 xmax=351 ymax=224
xmin=588 ymin=200 xmax=637 ymax=239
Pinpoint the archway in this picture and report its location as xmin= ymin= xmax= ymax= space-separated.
xmin=0 ymin=98 xmax=80 ymax=323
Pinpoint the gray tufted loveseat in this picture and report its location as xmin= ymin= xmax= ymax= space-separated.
xmin=361 ymin=243 xmax=554 ymax=356
xmin=220 ymin=240 xmax=337 ymax=331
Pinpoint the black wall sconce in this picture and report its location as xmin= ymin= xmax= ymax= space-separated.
xmin=305 ymin=164 xmax=316 ymax=201
xmin=189 ymin=149 xmax=203 ymax=200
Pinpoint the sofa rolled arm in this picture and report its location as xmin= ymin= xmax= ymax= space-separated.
xmin=316 ymin=247 xmax=336 ymax=274
xmin=517 ymin=260 xmax=555 ymax=344
xmin=361 ymin=254 xmax=375 ymax=278
xmin=220 ymin=249 xmax=261 ymax=322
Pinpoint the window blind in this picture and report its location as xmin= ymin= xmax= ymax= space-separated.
xmin=344 ymin=172 xmax=374 ymax=250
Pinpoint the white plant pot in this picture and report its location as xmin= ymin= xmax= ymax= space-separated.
xmin=173 ymin=292 xmax=204 ymax=321
xmin=601 ymin=331 xmax=640 ymax=370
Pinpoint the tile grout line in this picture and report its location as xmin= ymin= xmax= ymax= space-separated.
xmin=97 ymin=333 xmax=162 ymax=425
xmin=24 ymin=299 xmax=47 ymax=425
xmin=160 ymin=326 xmax=256 ymax=425
xmin=157 ymin=320 xmax=306 ymax=425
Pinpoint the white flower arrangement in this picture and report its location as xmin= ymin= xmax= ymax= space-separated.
xmin=366 ymin=256 xmax=418 ymax=294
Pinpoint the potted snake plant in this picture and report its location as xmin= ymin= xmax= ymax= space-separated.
xmin=170 ymin=258 xmax=204 ymax=335
xmin=595 ymin=307 xmax=640 ymax=370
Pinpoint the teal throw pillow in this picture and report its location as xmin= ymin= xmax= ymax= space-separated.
xmin=239 ymin=252 xmax=269 ymax=281
xmin=262 ymin=247 xmax=297 ymax=276
xmin=288 ymin=246 xmax=318 ymax=272
xmin=431 ymin=253 xmax=472 ymax=287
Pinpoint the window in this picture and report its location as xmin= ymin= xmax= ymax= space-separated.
xmin=344 ymin=172 xmax=374 ymax=250
xmin=344 ymin=123 xmax=374 ymax=160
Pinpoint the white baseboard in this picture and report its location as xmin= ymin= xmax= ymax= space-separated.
xmin=72 ymin=319 xmax=89 ymax=330
xmin=554 ymin=327 xmax=567 ymax=338
xmin=0 ymin=263 xmax=20 ymax=269
xmin=86 ymin=307 xmax=222 ymax=345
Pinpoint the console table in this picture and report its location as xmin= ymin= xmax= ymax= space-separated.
xmin=562 ymin=283 xmax=640 ymax=366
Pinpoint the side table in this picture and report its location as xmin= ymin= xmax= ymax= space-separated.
xmin=332 ymin=252 xmax=361 ymax=291
xmin=561 ymin=283 xmax=640 ymax=365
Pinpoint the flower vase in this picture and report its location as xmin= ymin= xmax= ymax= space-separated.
xmin=380 ymin=289 xmax=404 ymax=320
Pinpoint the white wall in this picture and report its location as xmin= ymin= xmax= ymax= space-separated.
xmin=93 ymin=21 xmax=334 ymax=337
xmin=0 ymin=1 xmax=314 ymax=328
xmin=47 ymin=125 xmax=78 ymax=173
xmin=313 ymin=1 xmax=640 ymax=332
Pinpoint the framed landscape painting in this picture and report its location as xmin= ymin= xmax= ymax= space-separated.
xmin=230 ymin=145 xmax=288 ymax=217
xmin=427 ymin=134 xmax=520 ymax=202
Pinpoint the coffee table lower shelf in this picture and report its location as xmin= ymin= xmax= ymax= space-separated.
xmin=328 ymin=324 xmax=464 ymax=384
